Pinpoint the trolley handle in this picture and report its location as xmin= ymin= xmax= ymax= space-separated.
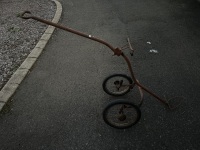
xmin=20 ymin=11 xmax=123 ymax=56
xmin=20 ymin=11 xmax=32 ymax=19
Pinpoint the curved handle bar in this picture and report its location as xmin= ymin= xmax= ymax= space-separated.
xmin=20 ymin=11 xmax=32 ymax=19
xmin=20 ymin=11 xmax=122 ymax=56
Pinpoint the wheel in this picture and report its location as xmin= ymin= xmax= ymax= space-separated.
xmin=103 ymin=100 xmax=141 ymax=129
xmin=102 ymin=74 xmax=133 ymax=96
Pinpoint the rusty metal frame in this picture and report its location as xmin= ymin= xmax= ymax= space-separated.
xmin=20 ymin=11 xmax=179 ymax=109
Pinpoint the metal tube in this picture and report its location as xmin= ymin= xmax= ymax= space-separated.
xmin=32 ymin=16 xmax=115 ymax=51
xmin=121 ymin=53 xmax=169 ymax=106
xmin=20 ymin=11 xmax=123 ymax=55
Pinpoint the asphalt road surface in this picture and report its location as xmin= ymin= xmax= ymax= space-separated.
xmin=1 ymin=0 xmax=200 ymax=149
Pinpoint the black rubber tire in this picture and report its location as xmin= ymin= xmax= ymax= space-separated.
xmin=103 ymin=100 xmax=141 ymax=129
xmin=102 ymin=74 xmax=133 ymax=96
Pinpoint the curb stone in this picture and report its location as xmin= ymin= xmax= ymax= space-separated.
xmin=0 ymin=0 xmax=62 ymax=112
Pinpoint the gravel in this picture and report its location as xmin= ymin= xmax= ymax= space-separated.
xmin=0 ymin=0 xmax=56 ymax=90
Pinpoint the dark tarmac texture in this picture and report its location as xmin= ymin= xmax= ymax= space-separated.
xmin=0 ymin=0 xmax=200 ymax=149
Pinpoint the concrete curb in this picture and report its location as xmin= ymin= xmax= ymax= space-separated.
xmin=0 ymin=0 xmax=62 ymax=112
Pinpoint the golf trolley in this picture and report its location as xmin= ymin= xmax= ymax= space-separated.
xmin=21 ymin=11 xmax=181 ymax=129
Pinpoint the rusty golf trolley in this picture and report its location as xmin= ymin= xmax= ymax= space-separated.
xmin=21 ymin=11 xmax=182 ymax=129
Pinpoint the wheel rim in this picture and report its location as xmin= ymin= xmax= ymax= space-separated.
xmin=105 ymin=76 xmax=131 ymax=95
xmin=104 ymin=103 xmax=140 ymax=128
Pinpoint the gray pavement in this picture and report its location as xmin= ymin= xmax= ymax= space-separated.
xmin=1 ymin=0 xmax=200 ymax=149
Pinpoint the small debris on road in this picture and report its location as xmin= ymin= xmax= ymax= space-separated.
xmin=147 ymin=41 xmax=151 ymax=44
xmin=149 ymin=49 xmax=158 ymax=53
